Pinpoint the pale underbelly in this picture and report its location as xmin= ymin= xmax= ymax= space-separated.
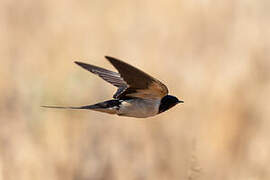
xmin=117 ymin=99 xmax=160 ymax=118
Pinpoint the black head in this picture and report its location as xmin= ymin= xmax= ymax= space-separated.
xmin=158 ymin=95 xmax=183 ymax=114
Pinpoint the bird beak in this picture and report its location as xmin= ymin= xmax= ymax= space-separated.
xmin=178 ymin=100 xmax=184 ymax=103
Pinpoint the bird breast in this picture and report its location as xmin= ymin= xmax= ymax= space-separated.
xmin=117 ymin=98 xmax=161 ymax=118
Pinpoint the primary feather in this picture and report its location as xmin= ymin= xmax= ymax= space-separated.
xmin=74 ymin=61 xmax=127 ymax=88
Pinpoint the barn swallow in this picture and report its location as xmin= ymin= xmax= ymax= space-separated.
xmin=42 ymin=56 xmax=183 ymax=118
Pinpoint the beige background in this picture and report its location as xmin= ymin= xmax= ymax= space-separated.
xmin=1 ymin=0 xmax=270 ymax=179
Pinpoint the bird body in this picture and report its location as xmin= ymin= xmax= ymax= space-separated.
xmin=42 ymin=56 xmax=183 ymax=118
xmin=118 ymin=98 xmax=160 ymax=118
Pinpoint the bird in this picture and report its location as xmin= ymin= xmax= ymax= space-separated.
xmin=42 ymin=56 xmax=184 ymax=118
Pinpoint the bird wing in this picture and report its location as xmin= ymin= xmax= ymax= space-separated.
xmin=105 ymin=56 xmax=168 ymax=99
xmin=74 ymin=61 xmax=128 ymax=88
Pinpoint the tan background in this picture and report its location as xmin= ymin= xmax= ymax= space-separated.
xmin=1 ymin=0 xmax=270 ymax=179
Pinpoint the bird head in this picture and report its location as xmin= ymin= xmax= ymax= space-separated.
xmin=158 ymin=95 xmax=184 ymax=113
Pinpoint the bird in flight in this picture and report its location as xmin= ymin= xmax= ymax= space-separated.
xmin=42 ymin=56 xmax=183 ymax=118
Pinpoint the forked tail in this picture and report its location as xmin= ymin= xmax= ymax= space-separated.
xmin=41 ymin=100 xmax=121 ymax=114
xmin=41 ymin=105 xmax=95 ymax=109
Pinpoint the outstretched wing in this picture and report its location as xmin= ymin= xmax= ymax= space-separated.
xmin=74 ymin=61 xmax=127 ymax=88
xmin=105 ymin=56 xmax=168 ymax=99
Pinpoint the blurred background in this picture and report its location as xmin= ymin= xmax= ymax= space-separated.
xmin=1 ymin=0 xmax=270 ymax=179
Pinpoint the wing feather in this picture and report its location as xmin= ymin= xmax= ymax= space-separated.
xmin=105 ymin=56 xmax=168 ymax=99
xmin=74 ymin=61 xmax=127 ymax=88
